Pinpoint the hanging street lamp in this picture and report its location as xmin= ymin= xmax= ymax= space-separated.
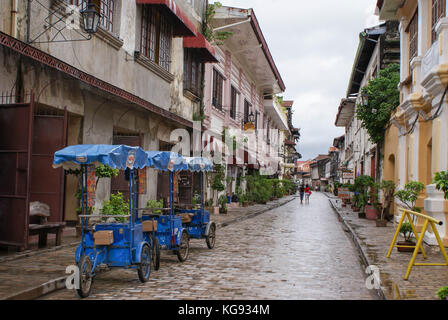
xmin=81 ymin=2 xmax=101 ymax=34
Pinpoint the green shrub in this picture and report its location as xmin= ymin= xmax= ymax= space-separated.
xmin=400 ymin=222 xmax=414 ymax=242
xmin=434 ymin=171 xmax=448 ymax=199
xmin=102 ymin=192 xmax=129 ymax=222
xmin=146 ymin=199 xmax=164 ymax=214
xmin=436 ymin=286 xmax=448 ymax=300
xmin=394 ymin=181 xmax=425 ymax=212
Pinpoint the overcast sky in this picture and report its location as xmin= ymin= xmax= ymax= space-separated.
xmin=219 ymin=0 xmax=380 ymax=160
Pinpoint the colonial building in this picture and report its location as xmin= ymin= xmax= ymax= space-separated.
xmin=377 ymin=0 xmax=448 ymax=246
xmin=0 ymin=0 xmax=217 ymax=250
xmin=202 ymin=5 xmax=288 ymax=200
xmin=335 ymin=21 xmax=400 ymax=185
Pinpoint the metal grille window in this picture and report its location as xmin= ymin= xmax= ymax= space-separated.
xmin=99 ymin=0 xmax=115 ymax=33
xmin=140 ymin=6 xmax=173 ymax=72
xmin=183 ymin=49 xmax=202 ymax=96
xmin=230 ymin=86 xmax=238 ymax=119
xmin=212 ymin=69 xmax=224 ymax=110
xmin=432 ymin=0 xmax=446 ymax=43
xmin=408 ymin=9 xmax=418 ymax=63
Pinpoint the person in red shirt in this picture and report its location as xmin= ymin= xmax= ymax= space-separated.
xmin=304 ymin=184 xmax=312 ymax=203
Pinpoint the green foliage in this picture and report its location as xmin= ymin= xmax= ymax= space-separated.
xmin=352 ymin=175 xmax=375 ymax=209
xmin=355 ymin=63 xmax=400 ymax=144
xmin=218 ymin=195 xmax=228 ymax=212
xmin=400 ymin=222 xmax=414 ymax=242
xmin=394 ymin=181 xmax=425 ymax=211
xmin=146 ymin=199 xmax=164 ymax=214
xmin=102 ymin=192 xmax=129 ymax=222
xmin=193 ymin=112 xmax=205 ymax=122
xmin=436 ymin=286 xmax=448 ymax=300
xmin=95 ymin=164 xmax=119 ymax=179
xmin=203 ymin=2 xmax=233 ymax=45
xmin=211 ymin=164 xmax=226 ymax=192
xmin=434 ymin=171 xmax=448 ymax=200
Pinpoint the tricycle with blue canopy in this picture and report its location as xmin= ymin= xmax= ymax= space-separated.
xmin=53 ymin=144 xmax=154 ymax=298
xmin=139 ymin=154 xmax=216 ymax=265
xmin=179 ymin=157 xmax=216 ymax=249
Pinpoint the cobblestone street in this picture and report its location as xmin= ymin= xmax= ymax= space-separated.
xmin=41 ymin=193 xmax=378 ymax=300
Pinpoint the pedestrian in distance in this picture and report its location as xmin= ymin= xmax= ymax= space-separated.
xmin=299 ymin=184 xmax=305 ymax=204
xmin=305 ymin=184 xmax=312 ymax=204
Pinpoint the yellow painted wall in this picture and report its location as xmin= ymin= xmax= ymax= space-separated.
xmin=382 ymin=125 xmax=399 ymax=215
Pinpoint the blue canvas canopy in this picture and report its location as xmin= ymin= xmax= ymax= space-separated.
xmin=184 ymin=157 xmax=214 ymax=172
xmin=53 ymin=145 xmax=149 ymax=170
xmin=146 ymin=151 xmax=188 ymax=172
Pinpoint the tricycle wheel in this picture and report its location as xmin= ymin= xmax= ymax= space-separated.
xmin=76 ymin=255 xmax=93 ymax=298
xmin=137 ymin=244 xmax=151 ymax=283
xmin=206 ymin=223 xmax=216 ymax=249
xmin=176 ymin=231 xmax=190 ymax=262
xmin=151 ymin=235 xmax=160 ymax=271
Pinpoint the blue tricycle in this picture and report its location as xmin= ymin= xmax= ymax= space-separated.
xmin=53 ymin=144 xmax=155 ymax=298
xmin=140 ymin=154 xmax=216 ymax=266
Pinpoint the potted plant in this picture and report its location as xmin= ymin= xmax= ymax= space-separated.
xmin=146 ymin=199 xmax=164 ymax=215
xmin=436 ymin=286 xmax=448 ymax=300
xmin=101 ymin=192 xmax=129 ymax=223
xmin=354 ymin=175 xmax=375 ymax=218
xmin=376 ymin=180 xmax=395 ymax=227
xmin=192 ymin=192 xmax=201 ymax=209
xmin=397 ymin=222 xmax=416 ymax=252
xmin=434 ymin=171 xmax=448 ymax=199
xmin=218 ymin=195 xmax=228 ymax=214
xmin=394 ymin=181 xmax=425 ymax=212
xmin=204 ymin=199 xmax=214 ymax=213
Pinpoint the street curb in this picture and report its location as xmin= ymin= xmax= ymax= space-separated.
xmin=4 ymin=277 xmax=67 ymax=300
xmin=0 ymin=241 xmax=79 ymax=264
xmin=326 ymin=195 xmax=387 ymax=300
xmin=2 ymin=196 xmax=296 ymax=300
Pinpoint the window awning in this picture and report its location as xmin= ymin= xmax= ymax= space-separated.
xmin=183 ymin=33 xmax=219 ymax=63
xmin=136 ymin=0 xmax=197 ymax=37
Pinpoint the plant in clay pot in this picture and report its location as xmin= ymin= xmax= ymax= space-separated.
xmin=397 ymin=222 xmax=416 ymax=252
xmin=218 ymin=195 xmax=228 ymax=214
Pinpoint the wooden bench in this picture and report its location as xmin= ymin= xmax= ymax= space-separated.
xmin=29 ymin=202 xmax=66 ymax=248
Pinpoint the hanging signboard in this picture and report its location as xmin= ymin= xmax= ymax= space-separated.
xmin=342 ymin=172 xmax=354 ymax=179
xmin=338 ymin=187 xmax=351 ymax=200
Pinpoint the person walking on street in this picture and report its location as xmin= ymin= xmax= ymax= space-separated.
xmin=305 ymin=184 xmax=312 ymax=204
xmin=299 ymin=184 xmax=305 ymax=204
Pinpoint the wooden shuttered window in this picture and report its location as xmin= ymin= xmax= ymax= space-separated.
xmin=140 ymin=6 xmax=172 ymax=72
xmin=183 ymin=49 xmax=202 ymax=96
xmin=212 ymin=69 xmax=224 ymax=110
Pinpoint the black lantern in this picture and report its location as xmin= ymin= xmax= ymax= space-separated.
xmin=81 ymin=2 xmax=100 ymax=34
xmin=248 ymin=111 xmax=255 ymax=123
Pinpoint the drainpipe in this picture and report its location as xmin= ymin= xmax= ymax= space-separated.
xmin=26 ymin=0 xmax=31 ymax=43
xmin=11 ymin=0 xmax=18 ymax=38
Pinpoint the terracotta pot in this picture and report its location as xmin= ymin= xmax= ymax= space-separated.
xmin=353 ymin=207 xmax=360 ymax=212
xmin=365 ymin=205 xmax=378 ymax=220
xmin=397 ymin=241 xmax=418 ymax=253
xmin=376 ymin=219 xmax=388 ymax=227
xmin=242 ymin=202 xmax=249 ymax=207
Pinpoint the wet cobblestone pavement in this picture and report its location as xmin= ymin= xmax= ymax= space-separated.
xmin=42 ymin=193 xmax=378 ymax=300
xmin=327 ymin=194 xmax=448 ymax=300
